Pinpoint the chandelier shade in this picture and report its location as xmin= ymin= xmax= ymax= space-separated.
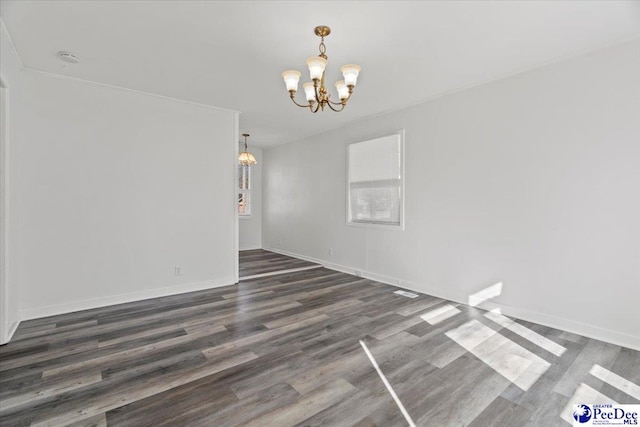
xmin=340 ymin=64 xmax=362 ymax=87
xmin=238 ymin=151 xmax=257 ymax=165
xmin=306 ymin=56 xmax=327 ymax=80
xmin=282 ymin=70 xmax=301 ymax=92
xmin=282 ymin=26 xmax=361 ymax=113
xmin=303 ymin=82 xmax=316 ymax=102
xmin=335 ymin=80 xmax=349 ymax=100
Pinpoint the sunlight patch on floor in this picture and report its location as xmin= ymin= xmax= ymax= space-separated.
xmin=590 ymin=364 xmax=640 ymax=400
xmin=420 ymin=304 xmax=461 ymax=325
xmin=484 ymin=311 xmax=566 ymax=357
xmin=560 ymin=383 xmax=617 ymax=425
xmin=445 ymin=320 xmax=550 ymax=391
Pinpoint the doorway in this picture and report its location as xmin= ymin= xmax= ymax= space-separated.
xmin=238 ymin=145 xmax=263 ymax=251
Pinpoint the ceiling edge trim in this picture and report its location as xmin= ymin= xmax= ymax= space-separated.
xmin=0 ymin=18 xmax=25 ymax=70
xmin=23 ymin=68 xmax=241 ymax=115
xmin=361 ymin=35 xmax=640 ymax=127
xmin=272 ymin=34 xmax=640 ymax=148
xmin=2 ymin=17 xmax=239 ymax=113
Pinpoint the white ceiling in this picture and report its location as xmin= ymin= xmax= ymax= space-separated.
xmin=2 ymin=1 xmax=639 ymax=147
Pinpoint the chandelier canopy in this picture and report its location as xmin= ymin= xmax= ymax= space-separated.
xmin=238 ymin=133 xmax=257 ymax=166
xmin=282 ymin=26 xmax=361 ymax=113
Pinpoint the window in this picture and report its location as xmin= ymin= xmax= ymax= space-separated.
xmin=238 ymin=165 xmax=251 ymax=216
xmin=347 ymin=132 xmax=404 ymax=227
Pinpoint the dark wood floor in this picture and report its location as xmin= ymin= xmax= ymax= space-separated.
xmin=1 ymin=267 xmax=638 ymax=426
xmin=239 ymin=249 xmax=321 ymax=279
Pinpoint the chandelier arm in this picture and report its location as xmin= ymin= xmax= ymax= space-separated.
xmin=326 ymin=101 xmax=346 ymax=112
xmin=289 ymin=94 xmax=312 ymax=109
xmin=311 ymin=100 xmax=322 ymax=113
xmin=327 ymin=85 xmax=354 ymax=106
xmin=327 ymin=97 xmax=349 ymax=106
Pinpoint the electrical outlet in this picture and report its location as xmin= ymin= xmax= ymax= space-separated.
xmin=174 ymin=266 xmax=183 ymax=276
xmin=328 ymin=248 xmax=334 ymax=256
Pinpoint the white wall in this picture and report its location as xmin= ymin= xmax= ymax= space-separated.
xmin=0 ymin=20 xmax=21 ymax=343
xmin=264 ymin=40 xmax=640 ymax=350
xmin=239 ymin=146 xmax=263 ymax=250
xmin=7 ymin=67 xmax=238 ymax=321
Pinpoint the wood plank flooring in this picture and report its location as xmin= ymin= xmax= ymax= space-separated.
xmin=239 ymin=249 xmax=321 ymax=279
xmin=1 ymin=267 xmax=638 ymax=426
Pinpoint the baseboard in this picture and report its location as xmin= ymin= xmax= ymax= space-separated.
xmin=475 ymin=300 xmax=640 ymax=352
xmin=264 ymin=247 xmax=640 ymax=351
xmin=398 ymin=278 xmax=640 ymax=351
xmin=0 ymin=320 xmax=20 ymax=345
xmin=18 ymin=277 xmax=237 ymax=321
xmin=239 ymin=245 xmax=263 ymax=251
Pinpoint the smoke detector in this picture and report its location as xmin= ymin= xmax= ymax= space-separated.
xmin=57 ymin=51 xmax=80 ymax=63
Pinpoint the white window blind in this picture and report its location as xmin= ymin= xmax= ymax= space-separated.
xmin=238 ymin=165 xmax=251 ymax=216
xmin=348 ymin=133 xmax=403 ymax=227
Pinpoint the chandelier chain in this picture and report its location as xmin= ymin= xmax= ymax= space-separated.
xmin=319 ymin=38 xmax=327 ymax=58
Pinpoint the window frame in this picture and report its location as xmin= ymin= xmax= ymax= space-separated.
xmin=346 ymin=130 xmax=405 ymax=230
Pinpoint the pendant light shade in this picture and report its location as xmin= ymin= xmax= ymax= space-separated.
xmin=239 ymin=133 xmax=257 ymax=166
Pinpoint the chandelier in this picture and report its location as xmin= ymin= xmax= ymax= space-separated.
xmin=238 ymin=133 xmax=257 ymax=166
xmin=282 ymin=26 xmax=361 ymax=113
